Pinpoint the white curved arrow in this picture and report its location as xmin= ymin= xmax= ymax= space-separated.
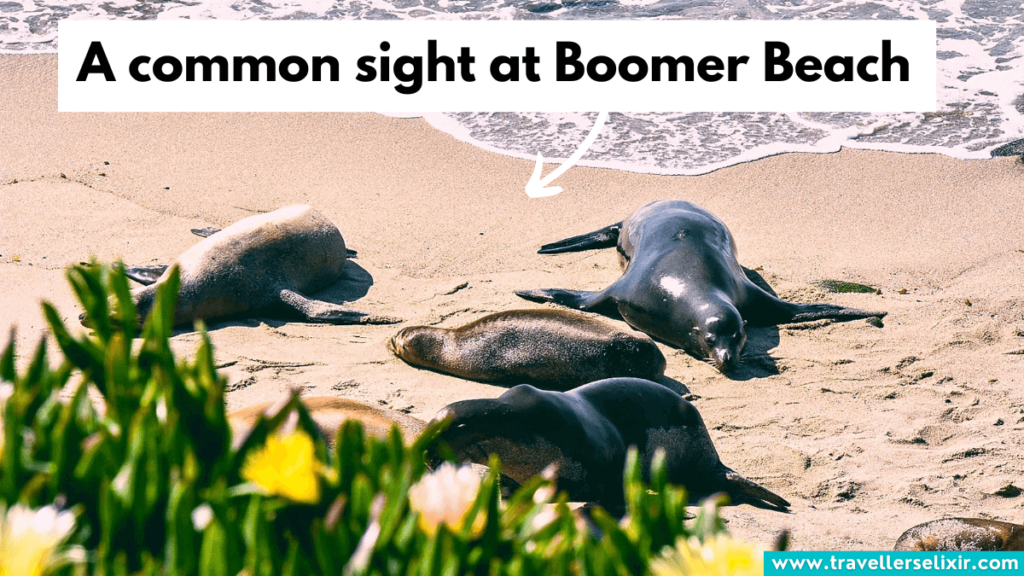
xmin=525 ymin=111 xmax=609 ymax=198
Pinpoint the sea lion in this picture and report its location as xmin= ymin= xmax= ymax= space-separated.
xmin=517 ymin=200 xmax=885 ymax=372
xmin=388 ymin=309 xmax=666 ymax=390
xmin=228 ymin=396 xmax=426 ymax=449
xmin=426 ymin=377 xmax=790 ymax=511
xmin=83 ymin=205 xmax=397 ymax=327
xmin=894 ymin=518 xmax=1024 ymax=551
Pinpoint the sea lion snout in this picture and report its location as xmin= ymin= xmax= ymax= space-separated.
xmin=714 ymin=348 xmax=734 ymax=370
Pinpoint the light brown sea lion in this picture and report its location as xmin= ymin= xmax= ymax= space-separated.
xmin=894 ymin=518 xmax=1024 ymax=551
xmin=228 ymin=396 xmax=426 ymax=448
xmin=517 ymin=200 xmax=886 ymax=373
xmin=388 ymin=309 xmax=666 ymax=390
xmin=82 ymin=205 xmax=398 ymax=327
xmin=426 ymin=377 xmax=790 ymax=511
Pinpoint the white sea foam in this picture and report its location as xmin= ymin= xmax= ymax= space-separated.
xmin=2 ymin=0 xmax=1022 ymax=174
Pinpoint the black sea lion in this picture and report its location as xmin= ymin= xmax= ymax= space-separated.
xmin=228 ymin=396 xmax=426 ymax=449
xmin=517 ymin=200 xmax=885 ymax=372
xmin=86 ymin=205 xmax=398 ymax=327
xmin=388 ymin=309 xmax=666 ymax=390
xmin=426 ymin=377 xmax=790 ymax=511
xmin=894 ymin=518 xmax=1024 ymax=551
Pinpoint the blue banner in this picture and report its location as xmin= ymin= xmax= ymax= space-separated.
xmin=766 ymin=552 xmax=1023 ymax=575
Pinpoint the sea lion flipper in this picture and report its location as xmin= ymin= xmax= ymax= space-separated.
xmin=124 ymin=265 xmax=168 ymax=286
xmin=538 ymin=222 xmax=622 ymax=254
xmin=515 ymin=288 xmax=607 ymax=310
xmin=278 ymin=289 xmax=402 ymax=325
xmin=783 ymin=303 xmax=887 ymax=324
xmin=723 ymin=471 xmax=791 ymax=511
xmin=191 ymin=227 xmax=221 ymax=238
xmin=740 ymin=285 xmax=886 ymax=326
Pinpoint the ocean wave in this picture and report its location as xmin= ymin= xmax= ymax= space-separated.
xmin=3 ymin=0 xmax=1021 ymax=174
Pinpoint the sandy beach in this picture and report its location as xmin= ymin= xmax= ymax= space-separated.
xmin=2 ymin=54 xmax=1023 ymax=550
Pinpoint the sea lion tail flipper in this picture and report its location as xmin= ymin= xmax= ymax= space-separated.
xmin=723 ymin=471 xmax=791 ymax=511
xmin=537 ymin=222 xmax=622 ymax=254
xmin=278 ymin=289 xmax=402 ymax=325
xmin=346 ymin=249 xmax=358 ymax=259
xmin=514 ymin=288 xmax=605 ymax=310
xmin=124 ymin=265 xmax=168 ymax=286
xmin=191 ymin=227 xmax=221 ymax=238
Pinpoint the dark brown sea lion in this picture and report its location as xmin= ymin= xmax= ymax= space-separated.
xmin=426 ymin=377 xmax=790 ymax=511
xmin=388 ymin=309 xmax=666 ymax=390
xmin=516 ymin=200 xmax=885 ymax=372
xmin=83 ymin=205 xmax=398 ymax=327
xmin=228 ymin=396 xmax=426 ymax=448
xmin=894 ymin=518 xmax=1024 ymax=551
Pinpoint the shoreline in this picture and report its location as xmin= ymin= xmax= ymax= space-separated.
xmin=404 ymin=111 xmax=1008 ymax=178
xmin=3 ymin=53 xmax=1023 ymax=551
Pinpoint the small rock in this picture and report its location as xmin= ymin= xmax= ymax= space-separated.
xmin=898 ymin=288 xmax=908 ymax=295
xmin=965 ymin=299 xmax=972 ymax=307
xmin=993 ymin=418 xmax=1004 ymax=426
xmin=991 ymin=483 xmax=1021 ymax=498
xmin=332 ymin=379 xmax=359 ymax=391
xmin=866 ymin=317 xmax=884 ymax=328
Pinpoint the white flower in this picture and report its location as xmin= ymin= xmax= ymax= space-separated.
xmin=529 ymin=507 xmax=558 ymax=532
xmin=0 ymin=504 xmax=77 ymax=576
xmin=408 ymin=463 xmax=484 ymax=536
xmin=191 ymin=504 xmax=213 ymax=531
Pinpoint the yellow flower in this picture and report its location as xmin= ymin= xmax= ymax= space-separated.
xmin=408 ymin=463 xmax=485 ymax=537
xmin=0 ymin=504 xmax=76 ymax=576
xmin=241 ymin=430 xmax=324 ymax=504
xmin=649 ymin=534 xmax=766 ymax=576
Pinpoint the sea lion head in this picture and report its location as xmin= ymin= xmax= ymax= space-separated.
xmin=425 ymin=387 xmax=580 ymax=486
xmin=693 ymin=304 xmax=746 ymax=371
xmin=388 ymin=326 xmax=446 ymax=369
